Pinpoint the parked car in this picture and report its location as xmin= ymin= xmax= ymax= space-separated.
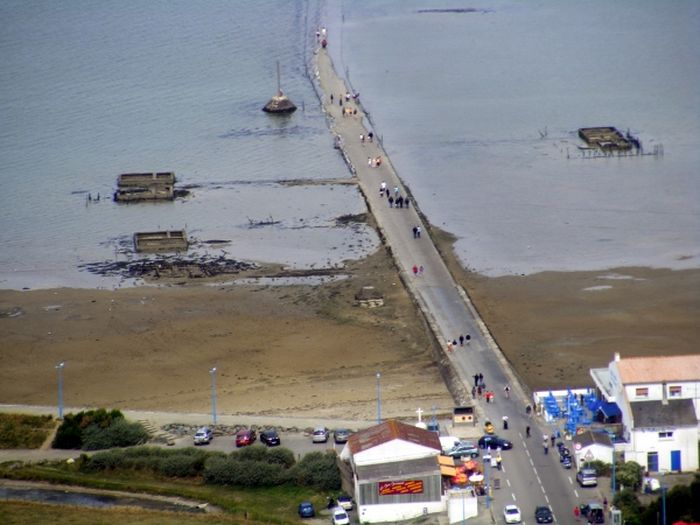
xmin=535 ymin=505 xmax=554 ymax=523
xmin=446 ymin=441 xmax=480 ymax=459
xmin=312 ymin=426 xmax=329 ymax=443
xmin=337 ymin=494 xmax=353 ymax=511
xmin=576 ymin=468 xmax=598 ymax=487
xmin=333 ymin=428 xmax=351 ymax=444
xmin=193 ymin=427 xmax=213 ymax=445
xmin=561 ymin=455 xmax=573 ymax=469
xmin=503 ymin=504 xmax=522 ymax=524
xmin=235 ymin=428 xmax=256 ymax=447
xmin=558 ymin=446 xmax=571 ymax=460
xmin=331 ymin=507 xmax=350 ymax=525
xmin=478 ymin=435 xmax=513 ymax=450
xmin=580 ymin=502 xmax=605 ymax=523
xmin=298 ymin=501 xmax=315 ymax=518
xmin=260 ymin=429 xmax=280 ymax=446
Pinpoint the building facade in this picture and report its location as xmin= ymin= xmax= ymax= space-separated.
xmin=590 ymin=353 xmax=700 ymax=473
xmin=340 ymin=420 xmax=446 ymax=523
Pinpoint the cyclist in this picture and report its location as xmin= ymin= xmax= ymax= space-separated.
xmin=503 ymin=385 xmax=511 ymax=399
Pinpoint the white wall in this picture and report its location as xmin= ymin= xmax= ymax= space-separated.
xmin=625 ymin=426 xmax=699 ymax=472
xmin=358 ymin=500 xmax=446 ymax=524
xmin=574 ymin=444 xmax=613 ymax=469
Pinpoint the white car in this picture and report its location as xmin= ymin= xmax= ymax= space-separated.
xmin=331 ymin=508 xmax=350 ymax=525
xmin=193 ymin=427 xmax=213 ymax=445
xmin=503 ymin=504 xmax=521 ymax=524
xmin=312 ymin=426 xmax=329 ymax=443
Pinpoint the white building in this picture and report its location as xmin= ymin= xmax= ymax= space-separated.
xmin=590 ymin=353 xmax=700 ymax=472
xmin=339 ymin=420 xmax=446 ymax=523
xmin=572 ymin=430 xmax=614 ymax=469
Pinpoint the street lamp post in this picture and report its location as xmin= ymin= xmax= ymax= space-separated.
xmin=483 ymin=455 xmax=490 ymax=509
xmin=209 ymin=367 xmax=217 ymax=425
xmin=661 ymin=484 xmax=667 ymax=525
xmin=55 ymin=361 xmax=65 ymax=419
xmin=376 ymin=372 xmax=382 ymax=424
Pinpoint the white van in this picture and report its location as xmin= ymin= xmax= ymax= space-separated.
xmin=439 ymin=436 xmax=461 ymax=454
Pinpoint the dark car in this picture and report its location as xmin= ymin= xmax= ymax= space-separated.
xmin=260 ymin=429 xmax=280 ymax=446
xmin=558 ymin=446 xmax=571 ymax=460
xmin=334 ymin=428 xmax=351 ymax=444
xmin=561 ymin=455 xmax=573 ymax=469
xmin=535 ymin=506 xmax=554 ymax=523
xmin=478 ymin=435 xmax=513 ymax=450
xmin=235 ymin=428 xmax=256 ymax=447
xmin=298 ymin=501 xmax=315 ymax=518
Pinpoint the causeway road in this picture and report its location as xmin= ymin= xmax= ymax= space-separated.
xmin=314 ymin=45 xmax=587 ymax=522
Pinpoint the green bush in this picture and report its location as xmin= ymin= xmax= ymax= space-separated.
xmin=616 ymin=461 xmax=643 ymax=491
xmin=0 ymin=414 xmax=55 ymax=449
xmin=82 ymin=418 xmax=149 ymax=451
xmin=289 ymin=451 xmax=341 ymax=491
xmin=231 ymin=445 xmax=295 ymax=468
xmin=582 ymin=459 xmax=611 ymax=477
xmin=53 ymin=409 xmax=125 ymax=449
xmin=203 ymin=456 xmax=289 ymax=487
xmin=266 ymin=447 xmax=296 ymax=469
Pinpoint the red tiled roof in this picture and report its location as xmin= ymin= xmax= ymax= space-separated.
xmin=347 ymin=420 xmax=441 ymax=455
xmin=617 ymin=354 xmax=700 ymax=384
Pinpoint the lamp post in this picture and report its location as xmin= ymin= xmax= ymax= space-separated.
xmin=376 ymin=372 xmax=382 ymax=424
xmin=611 ymin=454 xmax=616 ymax=495
xmin=55 ymin=361 xmax=65 ymax=419
xmin=209 ymin=367 xmax=217 ymax=425
xmin=661 ymin=484 xmax=667 ymax=525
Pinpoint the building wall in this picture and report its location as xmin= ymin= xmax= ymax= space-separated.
xmin=358 ymin=500 xmax=446 ymax=524
xmin=358 ymin=474 xmax=442 ymax=506
xmin=624 ymin=426 xmax=699 ymax=472
xmin=574 ymin=443 xmax=613 ymax=469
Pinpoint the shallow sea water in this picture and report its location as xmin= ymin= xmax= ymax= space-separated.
xmin=0 ymin=0 xmax=378 ymax=290
xmin=327 ymin=0 xmax=700 ymax=276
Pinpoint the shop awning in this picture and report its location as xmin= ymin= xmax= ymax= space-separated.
xmin=598 ymin=402 xmax=621 ymax=418
xmin=440 ymin=465 xmax=458 ymax=476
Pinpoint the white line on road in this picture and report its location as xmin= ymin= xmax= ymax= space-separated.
xmin=568 ymin=477 xmax=573 ymax=484
xmin=574 ymin=489 xmax=579 ymax=499
xmin=541 ymin=484 xmax=546 ymax=494
xmin=544 ymin=494 xmax=549 ymax=504
xmin=506 ymin=479 xmax=511 ymax=487
xmin=536 ymin=474 xmax=542 ymax=485
xmin=511 ymin=493 xmax=516 ymax=501
xmin=529 ymin=458 xmax=534 ymax=466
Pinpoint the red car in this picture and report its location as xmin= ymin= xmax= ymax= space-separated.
xmin=235 ymin=429 xmax=256 ymax=447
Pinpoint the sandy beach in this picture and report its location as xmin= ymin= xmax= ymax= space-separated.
xmin=1 ymin=42 xmax=699 ymax=422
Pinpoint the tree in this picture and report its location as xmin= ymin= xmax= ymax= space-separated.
xmin=616 ymin=461 xmax=643 ymax=491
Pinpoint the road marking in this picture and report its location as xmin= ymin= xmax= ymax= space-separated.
xmin=568 ymin=477 xmax=573 ymax=484
xmin=574 ymin=489 xmax=579 ymax=499
xmin=511 ymin=493 xmax=516 ymax=501
xmin=506 ymin=479 xmax=511 ymax=487
xmin=551 ymin=512 xmax=558 ymax=522
xmin=541 ymin=484 xmax=546 ymax=494
xmin=544 ymin=494 xmax=549 ymax=504
xmin=529 ymin=458 xmax=534 ymax=467
xmin=536 ymin=474 xmax=542 ymax=485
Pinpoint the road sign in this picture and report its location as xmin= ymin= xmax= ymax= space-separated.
xmin=574 ymin=442 xmax=582 ymax=451
xmin=584 ymin=450 xmax=594 ymax=461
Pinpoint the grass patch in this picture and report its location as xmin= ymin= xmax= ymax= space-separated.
xmin=0 ymin=462 xmax=327 ymax=524
xmin=0 ymin=413 xmax=54 ymax=449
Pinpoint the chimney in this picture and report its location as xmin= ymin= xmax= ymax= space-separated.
xmin=662 ymin=381 xmax=668 ymax=405
xmin=614 ymin=352 xmax=621 ymax=362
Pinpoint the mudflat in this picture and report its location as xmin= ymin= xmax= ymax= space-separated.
xmin=0 ymin=249 xmax=455 ymax=421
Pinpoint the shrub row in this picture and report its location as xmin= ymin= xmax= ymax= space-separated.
xmin=80 ymin=445 xmax=340 ymax=490
xmin=53 ymin=409 xmax=148 ymax=450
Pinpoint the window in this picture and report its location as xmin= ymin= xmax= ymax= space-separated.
xmin=669 ymin=385 xmax=682 ymax=397
xmin=658 ymin=431 xmax=673 ymax=439
xmin=635 ymin=387 xmax=649 ymax=398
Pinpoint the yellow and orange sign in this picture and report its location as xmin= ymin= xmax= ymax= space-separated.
xmin=378 ymin=480 xmax=424 ymax=496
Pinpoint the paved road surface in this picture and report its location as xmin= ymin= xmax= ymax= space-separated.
xmin=313 ymin=46 xmax=603 ymax=522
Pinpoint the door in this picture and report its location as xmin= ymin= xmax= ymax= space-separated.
xmin=647 ymin=451 xmax=659 ymax=472
xmin=671 ymin=450 xmax=681 ymax=471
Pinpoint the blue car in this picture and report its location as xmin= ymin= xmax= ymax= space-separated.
xmin=298 ymin=501 xmax=315 ymax=518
